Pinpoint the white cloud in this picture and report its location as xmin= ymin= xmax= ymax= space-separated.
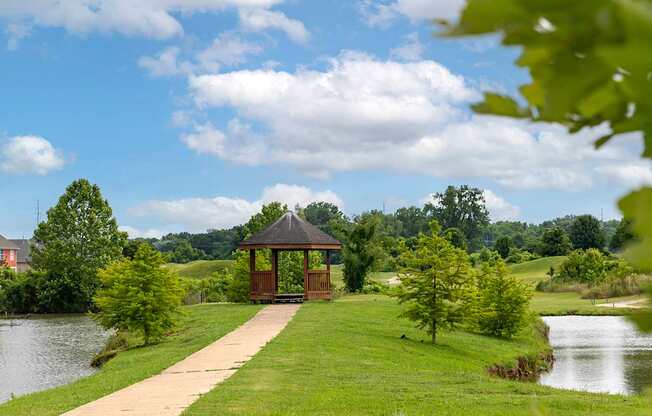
xmin=239 ymin=8 xmax=309 ymax=43
xmin=596 ymin=163 xmax=652 ymax=188
xmin=138 ymin=46 xmax=193 ymax=77
xmin=5 ymin=23 xmax=29 ymax=50
xmin=139 ymin=33 xmax=263 ymax=77
xmin=483 ymin=190 xmax=520 ymax=221
xmin=129 ymin=183 xmax=343 ymax=232
xmin=183 ymin=51 xmax=649 ymax=190
xmin=360 ymin=0 xmax=465 ymax=27
xmin=389 ymin=32 xmax=424 ymax=61
xmin=0 ymin=0 xmax=299 ymax=41
xmin=1 ymin=135 xmax=66 ymax=175
xmin=119 ymin=226 xmax=168 ymax=239
xmin=196 ymin=33 xmax=263 ymax=71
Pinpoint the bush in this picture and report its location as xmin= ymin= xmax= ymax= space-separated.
xmin=360 ymin=279 xmax=389 ymax=294
xmin=476 ymin=261 xmax=532 ymax=338
xmin=0 ymin=270 xmax=44 ymax=314
xmin=505 ymin=249 xmax=539 ymax=264
xmin=557 ymin=249 xmax=609 ymax=285
xmin=93 ymin=245 xmax=184 ymax=345
xmin=581 ymin=274 xmax=652 ymax=299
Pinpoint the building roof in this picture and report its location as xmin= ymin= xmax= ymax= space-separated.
xmin=0 ymin=235 xmax=19 ymax=250
xmin=10 ymin=239 xmax=32 ymax=263
xmin=239 ymin=211 xmax=342 ymax=250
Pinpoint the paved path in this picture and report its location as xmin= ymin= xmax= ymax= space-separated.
xmin=596 ymin=298 xmax=649 ymax=309
xmin=62 ymin=304 xmax=300 ymax=416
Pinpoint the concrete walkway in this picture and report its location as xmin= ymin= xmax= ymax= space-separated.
xmin=62 ymin=304 xmax=300 ymax=416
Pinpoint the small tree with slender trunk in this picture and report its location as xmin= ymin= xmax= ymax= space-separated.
xmin=393 ymin=221 xmax=474 ymax=344
xmin=93 ymin=244 xmax=184 ymax=345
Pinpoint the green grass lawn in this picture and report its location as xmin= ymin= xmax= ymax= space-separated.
xmin=183 ymin=296 xmax=648 ymax=416
xmin=508 ymin=256 xmax=567 ymax=285
xmin=0 ymin=303 xmax=262 ymax=416
xmin=164 ymin=259 xmax=234 ymax=279
xmin=330 ymin=264 xmax=396 ymax=288
xmin=508 ymin=256 xmax=643 ymax=316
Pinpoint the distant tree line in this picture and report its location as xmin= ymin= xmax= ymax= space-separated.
xmin=150 ymin=185 xmax=633 ymax=268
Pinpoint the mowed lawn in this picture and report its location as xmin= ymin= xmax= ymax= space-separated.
xmin=0 ymin=303 xmax=262 ymax=416
xmin=508 ymin=257 xmax=643 ymax=315
xmin=183 ymin=296 xmax=647 ymax=416
xmin=164 ymin=259 xmax=234 ymax=279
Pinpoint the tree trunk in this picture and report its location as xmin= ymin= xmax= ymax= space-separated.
xmin=431 ymin=320 xmax=437 ymax=344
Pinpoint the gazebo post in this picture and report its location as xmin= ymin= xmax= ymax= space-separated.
xmin=272 ymin=249 xmax=279 ymax=295
xmin=303 ymin=249 xmax=309 ymax=299
xmin=249 ymin=249 xmax=256 ymax=273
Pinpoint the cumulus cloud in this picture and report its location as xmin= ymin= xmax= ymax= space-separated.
xmin=1 ymin=135 xmax=66 ymax=175
xmin=239 ymin=8 xmax=309 ymax=43
xmin=360 ymin=0 xmax=465 ymax=27
xmin=139 ymin=33 xmax=263 ymax=77
xmin=0 ymin=0 xmax=305 ymax=43
xmin=483 ymin=190 xmax=521 ymax=221
xmin=181 ymin=51 xmax=648 ymax=190
xmin=119 ymin=225 xmax=168 ymax=239
xmin=596 ymin=163 xmax=652 ymax=188
xmin=128 ymin=183 xmax=343 ymax=232
xmin=389 ymin=32 xmax=424 ymax=61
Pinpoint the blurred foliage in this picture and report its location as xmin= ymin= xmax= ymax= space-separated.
xmin=447 ymin=0 xmax=652 ymax=331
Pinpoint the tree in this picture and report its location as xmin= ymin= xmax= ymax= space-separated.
xmin=424 ymin=185 xmax=489 ymax=251
xmin=493 ymin=236 xmax=512 ymax=259
xmin=476 ymin=260 xmax=532 ymax=338
xmin=541 ymin=227 xmax=572 ymax=257
xmin=443 ymin=227 xmax=467 ymax=250
xmin=32 ymin=179 xmax=127 ymax=313
xmin=393 ymin=221 xmax=474 ymax=344
xmin=447 ymin=0 xmax=652 ymax=328
xmin=94 ymin=244 xmax=184 ymax=345
xmin=302 ymin=201 xmax=346 ymax=237
xmin=570 ymin=215 xmax=606 ymax=250
xmin=170 ymin=240 xmax=203 ymax=263
xmin=558 ymin=249 xmax=609 ymax=286
xmin=341 ymin=216 xmax=378 ymax=292
xmin=610 ymin=218 xmax=635 ymax=252
xmin=395 ymin=206 xmax=430 ymax=238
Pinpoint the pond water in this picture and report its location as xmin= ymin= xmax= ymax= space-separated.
xmin=0 ymin=316 xmax=109 ymax=404
xmin=540 ymin=316 xmax=652 ymax=395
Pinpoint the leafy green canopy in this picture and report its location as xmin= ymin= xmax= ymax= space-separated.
xmin=32 ymin=179 xmax=126 ymax=312
xmin=425 ymin=185 xmax=489 ymax=251
xmin=541 ymin=227 xmax=572 ymax=256
xmin=569 ymin=215 xmax=606 ymax=250
xmin=342 ymin=216 xmax=379 ymax=292
xmin=94 ymin=244 xmax=184 ymax=345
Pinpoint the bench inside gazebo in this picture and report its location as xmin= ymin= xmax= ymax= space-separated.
xmin=239 ymin=211 xmax=342 ymax=303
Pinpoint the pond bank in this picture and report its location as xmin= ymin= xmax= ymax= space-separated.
xmin=0 ymin=304 xmax=262 ymax=416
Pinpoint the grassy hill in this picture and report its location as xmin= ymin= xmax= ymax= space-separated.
xmin=508 ymin=256 xmax=567 ymax=285
xmin=164 ymin=260 xmax=234 ymax=279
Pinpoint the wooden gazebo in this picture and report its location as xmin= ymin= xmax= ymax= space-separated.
xmin=239 ymin=211 xmax=342 ymax=302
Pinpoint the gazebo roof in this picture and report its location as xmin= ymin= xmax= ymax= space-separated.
xmin=239 ymin=211 xmax=342 ymax=250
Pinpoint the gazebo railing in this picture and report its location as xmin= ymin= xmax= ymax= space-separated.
xmin=251 ymin=270 xmax=275 ymax=300
xmin=306 ymin=270 xmax=330 ymax=299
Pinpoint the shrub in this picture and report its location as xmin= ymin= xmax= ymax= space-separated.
xmin=93 ymin=245 xmax=184 ymax=345
xmin=476 ymin=261 xmax=532 ymax=338
xmin=360 ymin=279 xmax=389 ymax=294
xmin=505 ymin=249 xmax=539 ymax=264
xmin=558 ymin=249 xmax=608 ymax=285
xmin=342 ymin=218 xmax=378 ymax=292
xmin=393 ymin=221 xmax=475 ymax=344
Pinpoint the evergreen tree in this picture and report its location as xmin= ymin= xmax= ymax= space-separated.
xmin=393 ymin=221 xmax=474 ymax=344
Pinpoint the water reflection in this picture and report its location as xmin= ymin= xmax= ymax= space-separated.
xmin=540 ymin=316 xmax=652 ymax=395
xmin=0 ymin=316 xmax=109 ymax=404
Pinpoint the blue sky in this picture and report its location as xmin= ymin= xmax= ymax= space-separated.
xmin=1 ymin=0 xmax=650 ymax=239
